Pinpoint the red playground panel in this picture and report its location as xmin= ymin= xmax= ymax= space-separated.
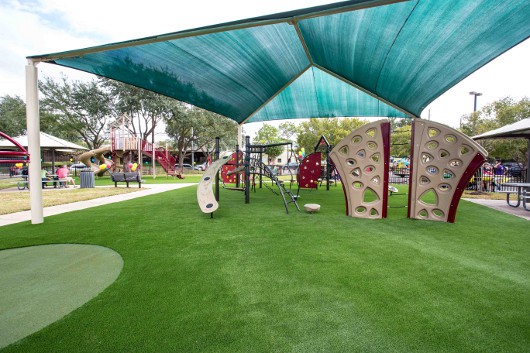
xmin=221 ymin=152 xmax=243 ymax=184
xmin=298 ymin=152 xmax=321 ymax=189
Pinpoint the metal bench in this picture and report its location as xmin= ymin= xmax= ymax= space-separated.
xmin=110 ymin=172 xmax=144 ymax=188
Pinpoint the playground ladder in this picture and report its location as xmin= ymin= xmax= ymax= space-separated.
xmin=258 ymin=161 xmax=300 ymax=214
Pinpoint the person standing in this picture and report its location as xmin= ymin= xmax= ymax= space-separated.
xmin=493 ymin=159 xmax=506 ymax=191
xmin=493 ymin=159 xmax=505 ymax=175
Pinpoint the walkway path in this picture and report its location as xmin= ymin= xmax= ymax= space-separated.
xmin=0 ymin=184 xmax=196 ymax=227
xmin=463 ymin=198 xmax=530 ymax=221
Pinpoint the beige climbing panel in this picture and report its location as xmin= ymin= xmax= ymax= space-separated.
xmin=197 ymin=153 xmax=233 ymax=214
xmin=408 ymin=120 xmax=487 ymax=222
xmin=330 ymin=120 xmax=390 ymax=219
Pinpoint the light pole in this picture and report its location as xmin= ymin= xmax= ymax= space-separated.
xmin=469 ymin=91 xmax=483 ymax=191
xmin=469 ymin=91 xmax=482 ymax=112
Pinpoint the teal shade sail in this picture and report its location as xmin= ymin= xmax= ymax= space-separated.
xmin=29 ymin=0 xmax=530 ymax=125
xmin=249 ymin=67 xmax=407 ymax=122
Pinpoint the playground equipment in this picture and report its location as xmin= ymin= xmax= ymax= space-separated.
xmin=251 ymin=158 xmax=300 ymax=213
xmin=197 ymin=137 xmax=301 ymax=216
xmin=197 ymin=153 xmax=233 ymax=216
xmin=76 ymin=120 xmax=178 ymax=177
xmin=330 ymin=119 xmax=487 ymax=223
xmin=407 ymin=120 xmax=487 ymax=222
xmin=330 ymin=120 xmax=391 ymax=219
xmin=79 ymin=146 xmax=114 ymax=176
xmin=243 ymin=137 xmax=299 ymax=214
xmin=0 ymin=131 xmax=31 ymax=189
xmin=110 ymin=118 xmax=176 ymax=174
xmin=221 ymin=151 xmax=244 ymax=190
xmin=313 ymin=135 xmax=336 ymax=190
xmin=297 ymin=152 xmax=322 ymax=191
xmin=198 ymin=119 xmax=486 ymax=223
xmin=0 ymin=131 xmax=30 ymax=164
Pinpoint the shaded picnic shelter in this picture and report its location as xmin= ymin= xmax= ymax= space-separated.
xmin=473 ymin=118 xmax=530 ymax=182
xmin=0 ymin=132 xmax=88 ymax=171
xmin=24 ymin=0 xmax=530 ymax=223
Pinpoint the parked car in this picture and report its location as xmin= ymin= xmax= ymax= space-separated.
xmin=282 ymin=162 xmax=299 ymax=171
xmin=504 ymin=162 xmax=524 ymax=177
xmin=174 ymin=163 xmax=195 ymax=170
xmin=196 ymin=162 xmax=207 ymax=171
xmin=69 ymin=163 xmax=87 ymax=172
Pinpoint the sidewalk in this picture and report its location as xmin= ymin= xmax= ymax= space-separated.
xmin=0 ymin=183 xmax=196 ymax=227
xmin=463 ymin=198 xmax=530 ymax=221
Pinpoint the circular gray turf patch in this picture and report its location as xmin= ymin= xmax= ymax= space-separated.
xmin=0 ymin=244 xmax=123 ymax=349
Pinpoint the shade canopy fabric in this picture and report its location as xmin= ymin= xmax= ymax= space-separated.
xmin=28 ymin=0 xmax=530 ymax=125
xmin=0 ymin=132 xmax=88 ymax=151
xmin=472 ymin=118 xmax=530 ymax=140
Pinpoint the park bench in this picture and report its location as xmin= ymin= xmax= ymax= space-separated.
xmin=110 ymin=172 xmax=145 ymax=188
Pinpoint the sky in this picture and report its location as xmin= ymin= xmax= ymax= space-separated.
xmin=0 ymin=0 xmax=529 ymax=139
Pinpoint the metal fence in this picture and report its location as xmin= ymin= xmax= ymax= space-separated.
xmin=388 ymin=166 xmax=527 ymax=192
xmin=466 ymin=166 xmax=527 ymax=193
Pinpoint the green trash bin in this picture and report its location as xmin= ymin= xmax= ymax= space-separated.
xmin=80 ymin=170 xmax=95 ymax=188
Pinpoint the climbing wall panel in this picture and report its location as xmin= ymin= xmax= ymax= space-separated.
xmin=408 ymin=120 xmax=487 ymax=223
xmin=298 ymin=152 xmax=322 ymax=189
xmin=330 ymin=120 xmax=390 ymax=219
xmin=221 ymin=152 xmax=243 ymax=184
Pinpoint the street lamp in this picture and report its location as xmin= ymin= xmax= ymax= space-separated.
xmin=469 ymin=91 xmax=482 ymax=112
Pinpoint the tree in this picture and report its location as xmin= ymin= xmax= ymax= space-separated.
xmin=0 ymin=95 xmax=26 ymax=136
xmin=460 ymin=96 xmax=529 ymax=163
xmin=253 ymin=124 xmax=284 ymax=163
xmin=296 ymin=118 xmax=367 ymax=153
xmin=278 ymin=122 xmax=298 ymax=141
xmin=191 ymin=109 xmax=238 ymax=157
xmin=165 ymin=103 xmax=237 ymax=170
xmin=40 ymin=76 xmax=112 ymax=149
xmin=102 ymin=79 xmax=169 ymax=142
xmin=390 ymin=125 xmax=412 ymax=157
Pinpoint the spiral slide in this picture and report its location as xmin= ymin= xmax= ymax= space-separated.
xmin=79 ymin=146 xmax=113 ymax=176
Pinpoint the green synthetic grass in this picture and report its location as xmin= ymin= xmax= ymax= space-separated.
xmin=0 ymin=244 xmax=123 ymax=349
xmin=0 ymin=185 xmax=528 ymax=352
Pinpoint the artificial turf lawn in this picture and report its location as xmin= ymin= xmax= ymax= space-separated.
xmin=0 ymin=185 xmax=528 ymax=352
xmin=0 ymin=244 xmax=122 ymax=349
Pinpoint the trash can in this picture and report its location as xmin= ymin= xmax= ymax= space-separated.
xmin=80 ymin=170 xmax=95 ymax=188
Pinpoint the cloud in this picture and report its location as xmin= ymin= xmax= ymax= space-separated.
xmin=0 ymin=0 xmax=99 ymax=96
xmin=0 ymin=0 xmax=528 ymax=131
xmin=0 ymin=0 xmax=333 ymax=97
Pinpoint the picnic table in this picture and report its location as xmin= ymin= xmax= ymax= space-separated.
xmin=15 ymin=174 xmax=70 ymax=190
xmin=501 ymin=182 xmax=530 ymax=210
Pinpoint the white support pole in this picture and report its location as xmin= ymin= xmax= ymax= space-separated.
xmin=191 ymin=127 xmax=195 ymax=169
xmin=238 ymin=125 xmax=243 ymax=149
xmin=152 ymin=117 xmax=156 ymax=179
xmin=138 ymin=134 xmax=142 ymax=176
xmin=26 ymin=61 xmax=43 ymax=224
